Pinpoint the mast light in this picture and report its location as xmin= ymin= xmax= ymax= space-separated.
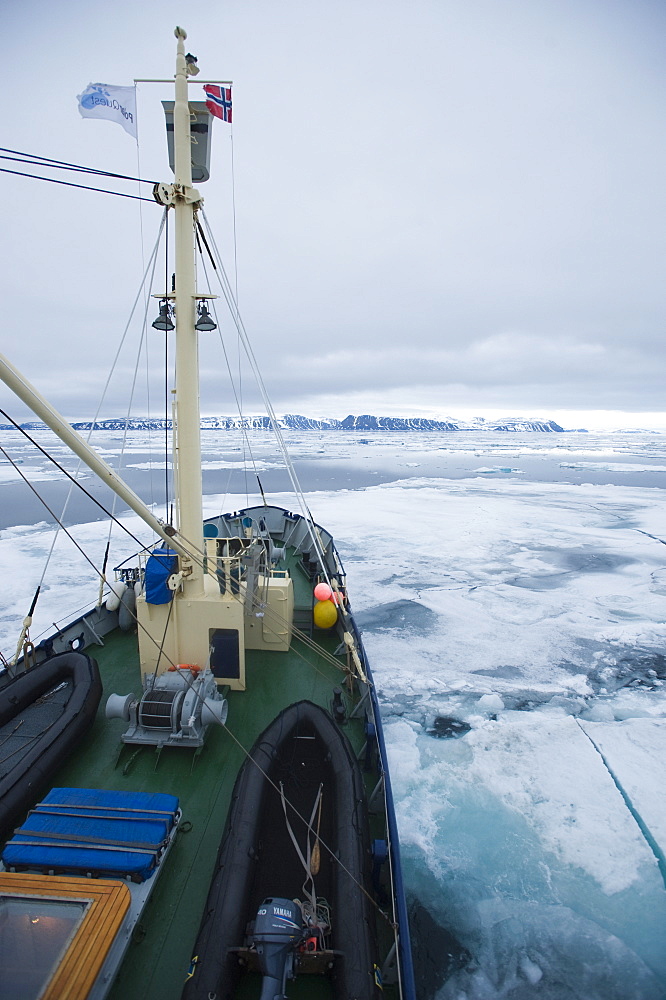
xmin=185 ymin=53 xmax=200 ymax=76
xmin=152 ymin=300 xmax=175 ymax=331
xmin=194 ymin=302 xmax=217 ymax=332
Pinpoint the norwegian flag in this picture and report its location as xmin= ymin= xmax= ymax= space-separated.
xmin=204 ymin=84 xmax=232 ymax=123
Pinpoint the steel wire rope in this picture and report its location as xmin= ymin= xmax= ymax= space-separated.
xmin=0 ymin=691 xmax=76 ymax=766
xmin=0 ymin=411 xmax=202 ymax=566
xmin=0 ymin=720 xmax=25 ymax=751
xmin=223 ymin=558 xmax=350 ymax=675
xmin=228 ymin=127 xmax=240 ymax=305
xmin=184 ymin=503 xmax=347 ymax=674
xmin=199 ymin=211 xmax=333 ymax=587
xmin=28 ymin=598 xmax=129 ymax=644
xmin=193 ymin=225 xmax=252 ymax=509
xmin=137 ymin=495 xmax=353 ymax=678
xmin=2 ymin=199 xmax=341 ymax=667
xmin=217 ymin=125 xmax=246 ymax=501
xmin=0 ymin=445 xmax=183 ymax=670
xmin=0 ymin=147 xmax=157 ymax=185
xmin=196 ymin=237 xmax=264 ymax=499
xmin=0 ymin=727 xmax=53 ymax=770
xmin=193 ymin=229 xmax=255 ymax=518
xmin=99 ymin=229 xmax=164 ymax=597
xmin=253 ymin=610 xmax=348 ymax=682
xmin=33 ymin=214 xmax=167 ymax=594
xmin=226 ymin=129 xmax=249 ymax=502
xmin=1 ymin=594 xmax=398 ymax=964
xmin=0 ymin=167 xmax=156 ymax=202
xmin=85 ymin=206 xmax=166 ymax=566
xmin=187 ymin=531 xmax=401 ymax=953
xmin=146 ymin=588 xmax=177 ymax=696
xmin=193 ymin=219 xmax=259 ymax=514
xmin=34 ymin=495 xmax=346 ymax=680
xmin=84 ymin=212 xmax=167 ymax=419
xmin=247 ymin=596 xmax=350 ymax=677
xmin=134 ymin=111 xmax=157 ymax=514
xmin=199 ymin=227 xmax=329 ymax=572
xmin=0 ymin=446 xmax=133 ymax=603
xmin=119 ymin=591 xmax=382 ymax=930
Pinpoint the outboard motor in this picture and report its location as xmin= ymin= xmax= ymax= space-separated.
xmin=251 ymin=897 xmax=304 ymax=1000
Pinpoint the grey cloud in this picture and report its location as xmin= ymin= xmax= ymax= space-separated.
xmin=0 ymin=0 xmax=664 ymax=424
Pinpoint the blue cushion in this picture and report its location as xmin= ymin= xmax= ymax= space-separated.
xmin=2 ymin=787 xmax=180 ymax=881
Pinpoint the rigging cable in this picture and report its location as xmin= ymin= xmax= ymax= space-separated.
xmin=196 ymin=235 xmax=264 ymax=498
xmin=0 ymin=409 xmax=213 ymax=596
xmin=192 ymin=226 xmax=239 ymax=515
xmin=0 ymin=410 xmax=200 ymax=564
xmin=1 ymin=446 xmax=345 ymax=698
xmin=0 ymin=445 xmax=184 ymax=671
xmin=33 ymin=213 xmax=167 ymax=593
xmin=0 ymin=149 xmax=157 ymax=185
xmin=0 ymin=443 xmax=122 ymax=664
xmin=227 ymin=127 xmax=248 ymax=504
xmin=196 ymin=207 xmax=249 ymax=503
xmin=228 ymin=127 xmax=240 ymax=304
xmin=134 ymin=111 xmax=157 ymax=512
xmin=0 ymin=166 xmax=156 ymax=203
xmin=99 ymin=220 xmax=165 ymax=593
xmin=199 ymin=210 xmax=333 ymax=586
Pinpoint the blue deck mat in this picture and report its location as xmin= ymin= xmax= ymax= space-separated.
xmin=2 ymin=787 xmax=180 ymax=881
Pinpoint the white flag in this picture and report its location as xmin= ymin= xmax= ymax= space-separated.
xmin=77 ymin=83 xmax=137 ymax=139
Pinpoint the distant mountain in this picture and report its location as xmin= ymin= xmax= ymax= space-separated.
xmin=1 ymin=414 xmax=567 ymax=432
xmin=336 ymin=415 xmax=565 ymax=432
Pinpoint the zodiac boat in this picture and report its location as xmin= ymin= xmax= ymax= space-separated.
xmin=0 ymin=651 xmax=102 ymax=839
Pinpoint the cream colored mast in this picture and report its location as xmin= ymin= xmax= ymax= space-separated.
xmin=171 ymin=26 xmax=204 ymax=596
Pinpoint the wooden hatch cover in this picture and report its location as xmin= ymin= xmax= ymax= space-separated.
xmin=0 ymin=871 xmax=130 ymax=1000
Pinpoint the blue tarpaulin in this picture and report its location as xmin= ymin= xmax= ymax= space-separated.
xmin=145 ymin=547 xmax=178 ymax=604
xmin=2 ymin=787 xmax=180 ymax=881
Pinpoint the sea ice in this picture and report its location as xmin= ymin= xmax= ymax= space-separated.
xmin=1 ymin=431 xmax=666 ymax=997
xmin=579 ymin=717 xmax=666 ymax=860
xmin=476 ymin=693 xmax=504 ymax=714
xmin=560 ymin=462 xmax=666 ymax=473
xmin=388 ymin=715 xmax=666 ymax=997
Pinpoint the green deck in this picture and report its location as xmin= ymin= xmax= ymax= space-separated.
xmin=46 ymin=582 xmax=393 ymax=998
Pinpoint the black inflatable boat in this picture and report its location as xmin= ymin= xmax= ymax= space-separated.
xmin=0 ymin=651 xmax=102 ymax=838
xmin=182 ymin=700 xmax=380 ymax=1000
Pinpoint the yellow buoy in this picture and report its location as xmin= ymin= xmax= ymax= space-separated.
xmin=313 ymin=599 xmax=338 ymax=629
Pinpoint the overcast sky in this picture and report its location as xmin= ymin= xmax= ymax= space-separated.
xmin=2 ymin=0 xmax=665 ymax=429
